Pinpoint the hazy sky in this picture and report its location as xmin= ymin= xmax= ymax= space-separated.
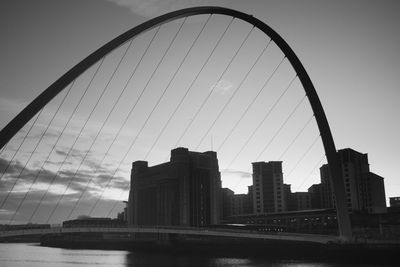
xmin=1 ymin=0 xmax=399 ymax=224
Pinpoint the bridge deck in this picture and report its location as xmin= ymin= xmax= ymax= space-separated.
xmin=0 ymin=226 xmax=338 ymax=244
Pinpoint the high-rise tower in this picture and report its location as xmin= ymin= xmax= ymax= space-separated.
xmin=128 ymin=147 xmax=221 ymax=227
xmin=252 ymin=161 xmax=285 ymax=214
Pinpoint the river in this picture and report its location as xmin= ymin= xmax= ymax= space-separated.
xmin=0 ymin=243 xmax=391 ymax=266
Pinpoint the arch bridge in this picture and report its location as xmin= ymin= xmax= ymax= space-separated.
xmin=0 ymin=7 xmax=351 ymax=240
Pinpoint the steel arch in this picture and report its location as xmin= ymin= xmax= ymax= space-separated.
xmin=0 ymin=6 xmax=352 ymax=240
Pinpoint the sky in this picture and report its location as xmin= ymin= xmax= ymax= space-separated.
xmin=0 ymin=0 xmax=399 ymax=224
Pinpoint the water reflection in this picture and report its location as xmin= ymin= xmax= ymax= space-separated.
xmin=123 ymin=251 xmax=334 ymax=267
xmin=0 ymin=244 xmax=391 ymax=267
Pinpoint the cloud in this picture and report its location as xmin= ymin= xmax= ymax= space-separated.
xmin=0 ymin=157 xmax=23 ymax=176
xmin=0 ymin=157 xmax=129 ymax=215
xmin=0 ymin=189 xmax=125 ymax=224
xmin=221 ymin=168 xmax=252 ymax=179
xmin=106 ymin=0 xmax=228 ymax=18
xmin=212 ymin=79 xmax=234 ymax=95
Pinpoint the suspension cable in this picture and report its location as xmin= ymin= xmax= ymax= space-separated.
xmin=49 ymin=26 xmax=160 ymax=219
xmin=294 ymin=155 xmax=325 ymax=191
xmin=66 ymin=18 xmax=189 ymax=220
xmin=90 ymin=17 xmax=236 ymax=216
xmin=143 ymin=14 xmax=213 ymax=160
xmin=27 ymin=39 xmax=132 ymax=222
xmin=59 ymin=39 xmax=135 ymax=221
xmin=277 ymin=114 xmax=314 ymax=160
xmin=105 ymin=189 xmax=127 ymax=218
xmin=31 ymin=29 xmax=161 ymax=223
xmin=7 ymin=82 xmax=75 ymax=222
xmin=28 ymin=63 xmax=113 ymax=223
xmin=173 ymin=24 xmax=255 ymax=148
xmin=38 ymin=56 xmax=107 ymax=223
xmin=285 ymin=134 xmax=321 ymax=182
xmin=44 ymin=40 xmax=140 ymax=223
xmin=0 ymin=108 xmax=45 ymax=181
xmin=217 ymin=56 xmax=286 ymax=152
xmin=224 ymin=75 xmax=297 ymax=170
xmin=195 ymin=38 xmax=272 ymax=150
xmin=253 ymin=95 xmax=307 ymax=162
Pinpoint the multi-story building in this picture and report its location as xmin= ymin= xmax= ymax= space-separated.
xmin=319 ymin=148 xmax=386 ymax=213
xmin=292 ymin=192 xmax=312 ymax=211
xmin=128 ymin=147 xmax=221 ymax=227
xmin=232 ymin=193 xmax=252 ymax=215
xmin=284 ymin=184 xmax=312 ymax=211
xmin=252 ymin=161 xmax=285 ymax=214
xmin=283 ymin=184 xmax=295 ymax=211
xmin=221 ymin=187 xmax=253 ymax=219
xmin=390 ymin=197 xmax=400 ymax=208
xmin=308 ymin=184 xmax=322 ymax=209
xmin=221 ymin=188 xmax=234 ymax=219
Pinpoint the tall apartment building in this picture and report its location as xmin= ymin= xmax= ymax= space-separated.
xmin=308 ymin=184 xmax=322 ymax=209
xmin=252 ymin=161 xmax=285 ymax=214
xmin=285 ymin=184 xmax=313 ymax=211
xmin=221 ymin=188 xmax=234 ymax=219
xmin=128 ymin=147 xmax=221 ymax=227
xmin=232 ymin=193 xmax=253 ymax=215
xmin=320 ymin=148 xmax=386 ymax=213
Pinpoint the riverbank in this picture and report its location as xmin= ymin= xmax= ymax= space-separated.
xmin=40 ymin=233 xmax=400 ymax=265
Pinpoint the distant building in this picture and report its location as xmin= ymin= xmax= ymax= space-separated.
xmin=221 ymin=188 xmax=234 ymax=219
xmin=117 ymin=201 xmax=128 ymax=222
xmin=284 ymin=184 xmax=312 ymax=212
xmin=221 ymin=187 xmax=253 ymax=219
xmin=308 ymin=184 xmax=323 ymax=209
xmin=390 ymin=197 xmax=400 ymax=207
xmin=320 ymin=148 xmax=386 ymax=214
xmin=283 ymin=184 xmax=295 ymax=211
xmin=62 ymin=217 xmax=126 ymax=228
xmin=0 ymin=223 xmax=50 ymax=231
xmin=128 ymin=147 xmax=221 ymax=227
xmin=389 ymin=197 xmax=400 ymax=213
xmin=232 ymin=193 xmax=252 ymax=215
xmin=252 ymin=161 xmax=285 ymax=214
xmin=292 ymin=192 xmax=312 ymax=211
xmin=247 ymin=185 xmax=254 ymax=212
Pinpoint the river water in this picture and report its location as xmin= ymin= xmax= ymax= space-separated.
xmin=0 ymin=243 xmax=390 ymax=266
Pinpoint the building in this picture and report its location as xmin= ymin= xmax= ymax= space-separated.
xmin=232 ymin=193 xmax=252 ymax=215
xmin=308 ymin=184 xmax=322 ymax=209
xmin=390 ymin=197 xmax=400 ymax=208
xmin=319 ymin=148 xmax=386 ymax=214
xmin=284 ymin=184 xmax=312 ymax=212
xmin=221 ymin=188 xmax=234 ymax=219
xmin=283 ymin=184 xmax=293 ymax=211
xmin=252 ymin=161 xmax=285 ymax=214
xmin=292 ymin=192 xmax=312 ymax=211
xmin=62 ymin=217 xmax=126 ymax=228
xmin=389 ymin=197 xmax=400 ymax=213
xmin=128 ymin=147 xmax=221 ymax=227
xmin=221 ymin=187 xmax=253 ymax=219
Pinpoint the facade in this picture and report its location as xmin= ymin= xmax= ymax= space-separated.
xmin=292 ymin=192 xmax=312 ymax=211
xmin=319 ymin=148 xmax=386 ymax=213
xmin=221 ymin=187 xmax=253 ymax=218
xmin=232 ymin=193 xmax=252 ymax=215
xmin=389 ymin=197 xmax=400 ymax=213
xmin=128 ymin=147 xmax=221 ymax=227
xmin=308 ymin=184 xmax=323 ymax=209
xmin=63 ymin=217 xmax=126 ymax=228
xmin=252 ymin=161 xmax=285 ymax=214
xmin=284 ymin=184 xmax=312 ymax=212
xmin=390 ymin=197 xmax=400 ymax=207
xmin=284 ymin=184 xmax=296 ymax=211
xmin=221 ymin=188 xmax=234 ymax=219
